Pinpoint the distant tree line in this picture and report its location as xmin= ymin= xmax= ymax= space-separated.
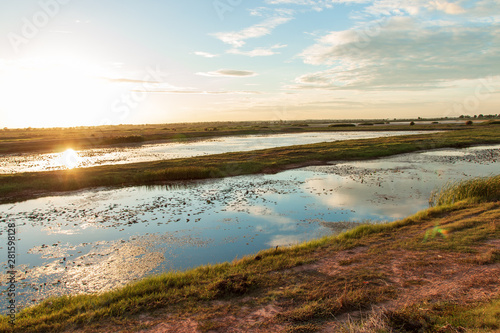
xmin=459 ymin=114 xmax=499 ymax=119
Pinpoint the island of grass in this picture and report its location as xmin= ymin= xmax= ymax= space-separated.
xmin=1 ymin=176 xmax=499 ymax=332
xmin=1 ymin=124 xmax=500 ymax=204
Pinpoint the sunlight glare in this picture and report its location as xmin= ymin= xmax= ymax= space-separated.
xmin=0 ymin=58 xmax=115 ymax=128
xmin=61 ymin=149 xmax=81 ymax=169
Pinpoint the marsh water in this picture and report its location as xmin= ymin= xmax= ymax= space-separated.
xmin=0 ymin=143 xmax=499 ymax=310
xmin=0 ymin=131 xmax=431 ymax=173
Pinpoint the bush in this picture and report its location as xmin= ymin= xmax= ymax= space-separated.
xmin=466 ymin=120 xmax=473 ymax=125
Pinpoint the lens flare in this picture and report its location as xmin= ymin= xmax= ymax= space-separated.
xmin=61 ymin=149 xmax=80 ymax=169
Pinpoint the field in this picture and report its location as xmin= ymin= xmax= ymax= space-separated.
xmin=0 ymin=119 xmax=489 ymax=155
xmin=1 ymin=122 xmax=500 ymax=204
xmin=1 ymin=120 xmax=499 ymax=332
xmin=0 ymin=176 xmax=499 ymax=332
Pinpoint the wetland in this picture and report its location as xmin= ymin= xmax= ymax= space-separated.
xmin=1 ymin=141 xmax=498 ymax=309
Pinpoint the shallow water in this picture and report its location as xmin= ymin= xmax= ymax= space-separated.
xmin=0 ymin=144 xmax=498 ymax=309
xmin=0 ymin=131 xmax=431 ymax=173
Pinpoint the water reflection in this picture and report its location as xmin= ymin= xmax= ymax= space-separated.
xmin=0 ymin=144 xmax=498 ymax=309
xmin=0 ymin=131 xmax=432 ymax=174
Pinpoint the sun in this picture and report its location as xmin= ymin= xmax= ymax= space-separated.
xmin=0 ymin=57 xmax=115 ymax=128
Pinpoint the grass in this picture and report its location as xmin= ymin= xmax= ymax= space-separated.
xmin=2 ymin=119 xmax=477 ymax=155
xmin=1 ymin=125 xmax=500 ymax=204
xmin=387 ymin=299 xmax=500 ymax=332
xmin=1 ymin=176 xmax=499 ymax=332
xmin=429 ymin=174 xmax=500 ymax=206
xmin=102 ymin=135 xmax=145 ymax=144
xmin=328 ymin=123 xmax=356 ymax=127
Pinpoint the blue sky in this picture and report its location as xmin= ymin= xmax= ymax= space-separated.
xmin=0 ymin=0 xmax=499 ymax=127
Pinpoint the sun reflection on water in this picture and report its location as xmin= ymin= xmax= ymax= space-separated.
xmin=60 ymin=149 xmax=81 ymax=169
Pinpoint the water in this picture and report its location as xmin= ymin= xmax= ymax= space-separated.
xmin=0 ymin=144 xmax=498 ymax=309
xmin=0 ymin=131 xmax=432 ymax=174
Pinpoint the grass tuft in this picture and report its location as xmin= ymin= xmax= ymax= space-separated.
xmin=429 ymin=175 xmax=500 ymax=206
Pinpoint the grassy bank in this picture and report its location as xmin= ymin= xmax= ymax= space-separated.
xmin=1 ymin=126 xmax=500 ymax=204
xmin=1 ymin=176 xmax=499 ymax=332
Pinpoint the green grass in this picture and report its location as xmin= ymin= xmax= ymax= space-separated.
xmin=2 ymin=126 xmax=500 ymax=204
xmin=430 ymin=174 xmax=500 ymax=206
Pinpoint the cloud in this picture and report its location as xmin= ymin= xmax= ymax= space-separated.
xmin=194 ymin=51 xmax=219 ymax=58
xmin=431 ymin=0 xmax=465 ymax=14
xmin=362 ymin=0 xmax=466 ymax=17
xmin=265 ymin=0 xmax=368 ymax=10
xmin=227 ymin=44 xmax=287 ymax=57
xmin=101 ymin=77 xmax=159 ymax=84
xmin=212 ymin=16 xmax=293 ymax=48
xmin=103 ymin=77 xmax=197 ymax=92
xmin=133 ymin=90 xmax=262 ymax=95
xmin=294 ymin=16 xmax=500 ymax=90
xmin=196 ymin=69 xmax=258 ymax=77
xmin=267 ymin=234 xmax=304 ymax=247
xmin=249 ymin=7 xmax=296 ymax=17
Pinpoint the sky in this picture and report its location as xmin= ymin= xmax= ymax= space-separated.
xmin=0 ymin=0 xmax=499 ymax=128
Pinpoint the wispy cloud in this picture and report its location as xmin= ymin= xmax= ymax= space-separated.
xmin=193 ymin=51 xmax=219 ymax=58
xmin=132 ymin=90 xmax=262 ymax=95
xmin=212 ymin=16 xmax=293 ymax=48
xmin=227 ymin=44 xmax=287 ymax=57
xmin=265 ymin=0 xmax=369 ymax=10
xmin=363 ymin=0 xmax=466 ymax=17
xmin=196 ymin=69 xmax=258 ymax=77
xmin=101 ymin=77 xmax=159 ymax=84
